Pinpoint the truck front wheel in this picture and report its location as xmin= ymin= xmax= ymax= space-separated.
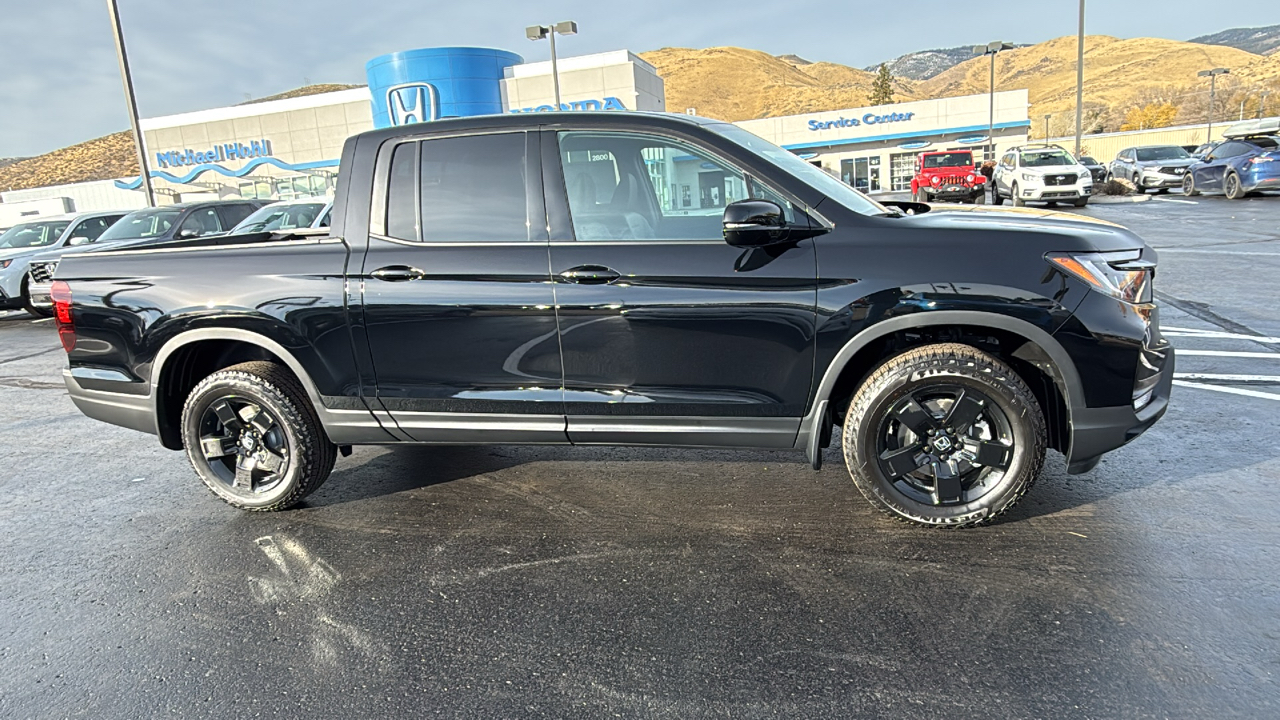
xmin=840 ymin=343 xmax=1046 ymax=528
xmin=180 ymin=361 xmax=336 ymax=511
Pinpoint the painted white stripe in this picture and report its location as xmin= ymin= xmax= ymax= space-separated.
xmin=1154 ymin=198 xmax=1199 ymax=205
xmin=1156 ymin=249 xmax=1280 ymax=257
xmin=1173 ymin=380 xmax=1280 ymax=402
xmin=1162 ymin=328 xmax=1280 ymax=343
xmin=1175 ymin=350 xmax=1280 ymax=358
xmin=1173 ymin=373 xmax=1280 ymax=382
xmin=29 ymin=317 xmax=54 ymax=324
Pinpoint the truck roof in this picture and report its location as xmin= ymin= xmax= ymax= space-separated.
xmin=352 ymin=110 xmax=727 ymax=146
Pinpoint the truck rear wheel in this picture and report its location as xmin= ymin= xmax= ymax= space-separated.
xmin=841 ymin=343 xmax=1046 ymax=528
xmin=180 ymin=361 xmax=336 ymax=511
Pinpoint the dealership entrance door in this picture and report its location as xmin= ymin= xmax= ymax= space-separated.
xmin=841 ymin=157 xmax=882 ymax=193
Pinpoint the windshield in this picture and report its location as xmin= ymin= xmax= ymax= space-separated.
xmin=922 ymin=152 xmax=973 ymax=169
xmin=1020 ymin=149 xmax=1076 ymax=168
xmin=97 ymin=209 xmax=183 ymax=242
xmin=709 ymin=124 xmax=888 ymax=216
xmin=1135 ymin=146 xmax=1191 ymax=162
xmin=231 ymin=202 xmax=326 ymax=233
xmin=1080 ymin=156 xmax=1099 ymax=165
xmin=0 ymin=220 xmax=70 ymax=249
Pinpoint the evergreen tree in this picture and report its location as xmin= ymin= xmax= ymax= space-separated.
xmin=870 ymin=63 xmax=896 ymax=106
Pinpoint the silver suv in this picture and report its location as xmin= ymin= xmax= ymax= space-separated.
xmin=1108 ymin=145 xmax=1195 ymax=193
xmin=0 ymin=211 xmax=127 ymax=316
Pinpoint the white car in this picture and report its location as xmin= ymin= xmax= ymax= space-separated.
xmin=229 ymin=198 xmax=332 ymax=234
xmin=0 ymin=210 xmax=128 ymax=315
xmin=992 ymin=145 xmax=1093 ymax=208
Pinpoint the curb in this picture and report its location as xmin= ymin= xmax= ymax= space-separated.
xmin=1089 ymin=194 xmax=1152 ymax=204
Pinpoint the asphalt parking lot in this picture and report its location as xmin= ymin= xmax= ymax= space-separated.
xmin=2 ymin=194 xmax=1278 ymax=719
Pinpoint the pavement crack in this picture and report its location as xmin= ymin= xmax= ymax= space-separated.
xmin=0 ymin=376 xmax=65 ymax=390
xmin=0 ymin=347 xmax=62 ymax=365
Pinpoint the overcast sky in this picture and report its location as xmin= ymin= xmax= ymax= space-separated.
xmin=2 ymin=0 xmax=1277 ymax=157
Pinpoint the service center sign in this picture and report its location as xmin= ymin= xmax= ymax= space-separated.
xmin=808 ymin=110 xmax=915 ymax=131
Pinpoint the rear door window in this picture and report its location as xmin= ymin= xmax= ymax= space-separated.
xmin=216 ymin=204 xmax=257 ymax=229
xmin=179 ymin=208 xmax=223 ymax=237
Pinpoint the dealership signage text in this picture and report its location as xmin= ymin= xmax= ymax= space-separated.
xmin=510 ymin=97 xmax=628 ymax=113
xmin=808 ymin=111 xmax=915 ymax=131
xmin=155 ymin=139 xmax=275 ymax=168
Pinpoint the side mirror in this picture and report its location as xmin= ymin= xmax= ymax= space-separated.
xmin=176 ymin=228 xmax=201 ymax=239
xmin=66 ymin=236 xmax=91 ymax=246
xmin=723 ymin=200 xmax=788 ymax=247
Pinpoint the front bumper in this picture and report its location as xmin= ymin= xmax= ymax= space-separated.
xmin=64 ymin=369 xmax=158 ymax=437
xmin=1140 ymin=170 xmax=1188 ymax=188
xmin=1020 ymin=184 xmax=1092 ymax=201
xmin=1066 ymin=348 xmax=1174 ymax=473
xmin=27 ymin=282 xmax=53 ymax=308
xmin=923 ymin=184 xmax=983 ymax=201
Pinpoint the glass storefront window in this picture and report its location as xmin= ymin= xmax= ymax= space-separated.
xmin=889 ymin=152 xmax=919 ymax=191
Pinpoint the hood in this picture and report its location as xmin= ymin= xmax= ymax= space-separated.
xmin=1136 ymin=158 xmax=1195 ymax=168
xmin=0 ymin=245 xmax=53 ymax=263
xmin=889 ymin=204 xmax=1146 ymax=252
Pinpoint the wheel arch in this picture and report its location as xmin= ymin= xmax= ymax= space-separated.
xmin=799 ymin=311 xmax=1085 ymax=458
xmin=151 ymin=329 xmax=330 ymax=450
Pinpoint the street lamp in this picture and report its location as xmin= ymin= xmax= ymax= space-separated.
xmin=973 ymin=41 xmax=1015 ymax=162
xmin=1197 ymin=67 xmax=1230 ymax=143
xmin=105 ymin=0 xmax=154 ymax=207
xmin=1043 ymin=114 xmax=1052 ymax=143
xmin=526 ymin=21 xmax=578 ymax=109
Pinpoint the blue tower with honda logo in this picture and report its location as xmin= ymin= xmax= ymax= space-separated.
xmin=365 ymin=47 xmax=524 ymax=128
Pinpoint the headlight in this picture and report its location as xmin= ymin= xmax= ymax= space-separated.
xmin=931 ymin=176 xmax=941 ymax=185
xmin=0 ymin=259 xmax=11 ymax=269
xmin=966 ymin=174 xmax=975 ymax=182
xmin=1047 ymin=250 xmax=1154 ymax=304
xmin=1020 ymin=172 xmax=1037 ymax=182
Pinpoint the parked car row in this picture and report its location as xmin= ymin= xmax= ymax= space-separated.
xmin=1107 ymin=118 xmax=1280 ymax=200
xmin=1 ymin=197 xmax=331 ymax=317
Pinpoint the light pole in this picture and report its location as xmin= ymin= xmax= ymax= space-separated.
xmin=1197 ymin=67 xmax=1230 ymax=143
xmin=1073 ymin=0 xmax=1085 ymax=159
xmin=1261 ymin=91 xmax=1271 ymax=120
xmin=1043 ymin=114 xmax=1052 ymax=143
xmin=526 ymin=21 xmax=578 ymax=109
xmin=973 ymin=41 xmax=1015 ymax=162
xmin=106 ymin=0 xmax=154 ymax=207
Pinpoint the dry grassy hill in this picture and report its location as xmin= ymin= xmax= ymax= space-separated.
xmin=920 ymin=35 xmax=1279 ymax=133
xmin=639 ymin=46 xmax=919 ymax=121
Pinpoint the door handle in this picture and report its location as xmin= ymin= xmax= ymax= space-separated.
xmin=559 ymin=265 xmax=620 ymax=285
xmin=371 ymin=265 xmax=424 ymax=282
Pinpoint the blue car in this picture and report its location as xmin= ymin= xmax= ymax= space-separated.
xmin=1183 ymin=120 xmax=1280 ymax=199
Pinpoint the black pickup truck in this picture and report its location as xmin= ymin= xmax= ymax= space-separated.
xmin=53 ymin=112 xmax=1173 ymax=527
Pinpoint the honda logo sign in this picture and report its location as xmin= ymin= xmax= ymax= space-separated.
xmin=386 ymin=83 xmax=439 ymax=126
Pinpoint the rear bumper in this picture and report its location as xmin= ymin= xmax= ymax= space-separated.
xmin=63 ymin=369 xmax=158 ymax=436
xmin=1243 ymin=173 xmax=1280 ymax=192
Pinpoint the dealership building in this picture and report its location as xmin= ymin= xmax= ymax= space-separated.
xmin=1 ymin=47 xmax=1029 ymax=212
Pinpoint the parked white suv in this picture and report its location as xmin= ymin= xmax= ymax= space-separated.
xmin=992 ymin=145 xmax=1093 ymax=208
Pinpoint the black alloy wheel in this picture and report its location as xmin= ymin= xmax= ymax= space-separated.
xmin=842 ymin=343 xmax=1046 ymax=527
xmin=1225 ymin=172 xmax=1244 ymax=200
xmin=197 ymin=396 xmax=291 ymax=498
xmin=181 ymin=361 xmax=336 ymax=510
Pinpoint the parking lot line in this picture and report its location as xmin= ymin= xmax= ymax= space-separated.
xmin=1176 ymin=350 xmax=1280 ymax=358
xmin=1172 ymin=379 xmax=1280 ymax=402
xmin=1154 ymin=198 xmax=1198 ymax=205
xmin=1156 ymin=249 xmax=1280 ymax=257
xmin=1163 ymin=327 xmax=1280 ymax=343
xmin=1173 ymin=372 xmax=1280 ymax=382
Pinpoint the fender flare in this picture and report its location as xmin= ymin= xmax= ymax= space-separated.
xmin=795 ymin=310 xmax=1085 ymax=451
xmin=150 ymin=327 xmax=402 ymax=445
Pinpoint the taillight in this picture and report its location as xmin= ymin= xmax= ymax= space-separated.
xmin=51 ymin=280 xmax=75 ymax=352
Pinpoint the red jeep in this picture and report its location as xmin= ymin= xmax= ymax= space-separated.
xmin=911 ymin=150 xmax=986 ymax=204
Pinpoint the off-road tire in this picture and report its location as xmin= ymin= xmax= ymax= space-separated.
xmin=181 ymin=361 xmax=336 ymax=511
xmin=841 ymin=343 xmax=1046 ymax=528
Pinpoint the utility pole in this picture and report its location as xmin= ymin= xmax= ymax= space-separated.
xmin=106 ymin=0 xmax=155 ymax=206
xmin=1197 ymin=67 xmax=1230 ymax=143
xmin=973 ymin=41 xmax=1014 ymax=162
xmin=1073 ymin=0 xmax=1085 ymax=159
